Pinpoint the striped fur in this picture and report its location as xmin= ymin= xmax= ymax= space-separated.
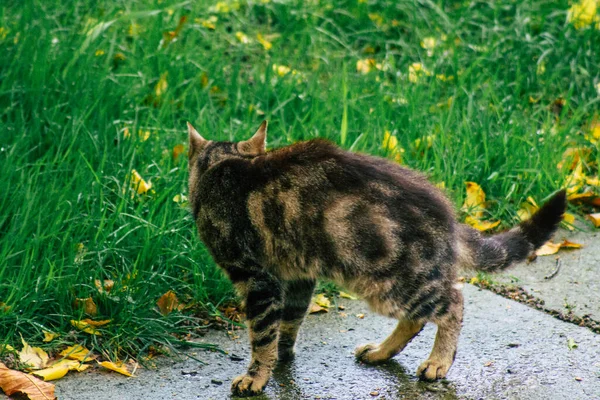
xmin=186 ymin=122 xmax=566 ymax=396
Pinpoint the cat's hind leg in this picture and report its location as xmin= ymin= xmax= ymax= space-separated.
xmin=278 ymin=279 xmax=316 ymax=362
xmin=416 ymin=289 xmax=463 ymax=381
xmin=355 ymin=319 xmax=424 ymax=364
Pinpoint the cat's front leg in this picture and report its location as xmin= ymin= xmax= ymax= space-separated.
xmin=230 ymin=271 xmax=283 ymax=397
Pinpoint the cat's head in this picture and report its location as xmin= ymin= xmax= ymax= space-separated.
xmin=186 ymin=121 xmax=268 ymax=204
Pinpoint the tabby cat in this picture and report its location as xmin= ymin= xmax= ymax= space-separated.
xmin=187 ymin=121 xmax=566 ymax=397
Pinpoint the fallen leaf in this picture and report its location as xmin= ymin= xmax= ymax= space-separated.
xmin=567 ymin=0 xmax=599 ymax=30
xmin=339 ymin=291 xmax=357 ymax=300
xmin=74 ymin=297 xmax=97 ymax=316
xmin=98 ymin=361 xmax=134 ymax=377
xmin=356 ymin=313 xmax=365 ymax=319
xmin=382 ymin=131 xmax=403 ymax=163
xmin=130 ymin=169 xmax=152 ymax=195
xmin=313 ymin=294 xmax=331 ymax=309
xmin=59 ymin=345 xmax=96 ymax=362
xmin=156 ymin=290 xmax=183 ymax=316
xmin=462 ymin=182 xmax=486 ymax=218
xmin=575 ymin=376 xmax=583 ymax=381
xmin=536 ymin=239 xmax=584 ymax=256
xmin=0 ymin=301 xmax=10 ymax=313
xmin=42 ymin=331 xmax=59 ymax=343
xmin=94 ymin=279 xmax=114 ymax=294
xmin=0 ymin=362 xmax=56 ymax=400
xmin=587 ymin=213 xmax=600 ymax=227
xmin=309 ymin=304 xmax=328 ymax=314
xmin=563 ymin=212 xmax=576 ymax=231
xmin=19 ymin=338 xmax=49 ymax=370
xmin=465 ymin=216 xmax=501 ymax=232
xmin=567 ymin=337 xmax=578 ymax=350
xmin=517 ymin=197 xmax=539 ymax=221
xmin=70 ymin=320 xmax=105 ymax=335
xmin=172 ymin=144 xmax=185 ymax=160
xmin=0 ymin=344 xmax=14 ymax=352
xmin=256 ymin=33 xmax=272 ymax=50
xmin=33 ymin=360 xmax=89 ymax=381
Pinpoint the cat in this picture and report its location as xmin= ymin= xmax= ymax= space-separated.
xmin=186 ymin=121 xmax=566 ymax=397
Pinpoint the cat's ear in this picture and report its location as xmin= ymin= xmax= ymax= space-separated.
xmin=238 ymin=121 xmax=267 ymax=156
xmin=187 ymin=122 xmax=207 ymax=157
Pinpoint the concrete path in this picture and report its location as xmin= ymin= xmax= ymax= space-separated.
xmin=496 ymin=230 xmax=600 ymax=322
xmin=53 ymin=284 xmax=600 ymax=400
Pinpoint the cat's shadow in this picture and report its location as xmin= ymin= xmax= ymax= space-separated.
xmin=232 ymin=359 xmax=458 ymax=399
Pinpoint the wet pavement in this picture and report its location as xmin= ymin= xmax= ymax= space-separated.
xmin=54 ymin=283 xmax=600 ymax=400
xmin=496 ymin=230 xmax=600 ymax=322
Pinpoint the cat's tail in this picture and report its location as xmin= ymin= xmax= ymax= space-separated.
xmin=457 ymin=190 xmax=566 ymax=272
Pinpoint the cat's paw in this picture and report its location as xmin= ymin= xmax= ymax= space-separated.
xmin=355 ymin=343 xmax=390 ymax=364
xmin=416 ymin=358 xmax=450 ymax=381
xmin=231 ymin=373 xmax=267 ymax=397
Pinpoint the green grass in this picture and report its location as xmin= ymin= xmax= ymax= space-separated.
xmin=1 ymin=0 xmax=599 ymax=358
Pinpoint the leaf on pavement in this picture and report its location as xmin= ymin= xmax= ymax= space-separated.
xmin=32 ymin=359 xmax=89 ymax=381
xmin=587 ymin=213 xmax=600 ymax=227
xmin=0 ymin=362 xmax=56 ymax=400
xmin=98 ymin=361 xmax=134 ymax=377
xmin=536 ymin=239 xmax=584 ymax=256
xmin=314 ymin=293 xmax=331 ymax=308
xmin=339 ymin=291 xmax=358 ymax=300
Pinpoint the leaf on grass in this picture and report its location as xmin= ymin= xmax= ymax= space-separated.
xmin=587 ymin=213 xmax=600 ymax=227
xmin=70 ymin=319 xmax=109 ymax=335
xmin=517 ymin=197 xmax=539 ymax=221
xmin=19 ymin=338 xmax=49 ymax=370
xmin=465 ymin=216 xmax=501 ymax=232
xmin=462 ymin=182 xmax=486 ymax=218
xmin=0 ymin=344 xmax=15 ymax=352
xmin=0 ymin=302 xmax=10 ymax=313
xmin=130 ymin=169 xmax=152 ymax=195
xmin=33 ymin=360 xmax=89 ymax=381
xmin=536 ymin=240 xmax=584 ymax=256
xmin=42 ymin=331 xmax=59 ymax=343
xmin=74 ymin=297 xmax=98 ymax=316
xmin=98 ymin=361 xmax=134 ymax=377
xmin=0 ymin=362 xmax=56 ymax=400
xmin=339 ymin=291 xmax=358 ymax=300
xmin=94 ymin=279 xmax=114 ymax=294
xmin=60 ymin=345 xmax=96 ymax=362
xmin=156 ymin=290 xmax=183 ymax=316
xmin=172 ymin=144 xmax=185 ymax=160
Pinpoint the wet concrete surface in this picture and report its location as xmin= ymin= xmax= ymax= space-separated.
xmin=496 ymin=230 xmax=600 ymax=322
xmin=53 ymin=284 xmax=600 ymax=400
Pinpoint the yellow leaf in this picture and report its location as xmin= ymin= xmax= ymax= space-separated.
xmin=565 ymin=162 xmax=586 ymax=195
xmin=42 ymin=331 xmax=59 ymax=343
xmin=172 ymin=194 xmax=188 ymax=204
xmin=0 ymin=361 xmax=56 ymax=400
xmin=567 ymin=0 xmax=598 ymax=30
xmin=33 ymin=360 xmax=89 ymax=381
xmin=98 ymin=361 xmax=134 ymax=377
xmin=0 ymin=344 xmax=14 ymax=352
xmin=587 ymin=213 xmax=600 ymax=227
xmin=130 ymin=169 xmax=152 ymax=195
xmin=517 ymin=197 xmax=539 ymax=221
xmin=408 ymin=62 xmax=432 ymax=83
xmin=536 ymin=241 xmax=561 ymax=256
xmin=70 ymin=320 xmax=102 ymax=335
xmin=256 ymin=33 xmax=272 ymax=50
xmin=356 ymin=313 xmax=365 ymax=319
xmin=356 ymin=58 xmax=376 ymax=74
xmin=156 ymin=290 xmax=183 ymax=316
xmin=172 ymin=144 xmax=185 ymax=160
xmin=462 ymin=182 xmax=487 ymax=218
xmin=339 ymin=291 xmax=358 ymax=300
xmin=469 ymin=276 xmax=480 ymax=285
xmin=309 ymin=303 xmax=328 ymax=314
xmin=314 ymin=293 xmax=331 ymax=308
xmin=60 ymin=345 xmax=96 ymax=362
xmin=74 ymin=297 xmax=98 ymax=316
xmin=382 ymin=130 xmax=404 ymax=163
xmin=154 ymin=72 xmax=168 ymax=98
xmin=0 ymin=302 xmax=11 ymax=313
xmin=235 ymin=31 xmax=250 ymax=44
xmin=19 ymin=338 xmax=49 ymax=370
xmin=563 ymin=212 xmax=576 ymax=231
xmin=465 ymin=216 xmax=501 ymax=232
xmin=94 ymin=279 xmax=114 ymax=294
xmin=560 ymin=239 xmax=583 ymax=249
xmin=272 ymin=64 xmax=291 ymax=77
